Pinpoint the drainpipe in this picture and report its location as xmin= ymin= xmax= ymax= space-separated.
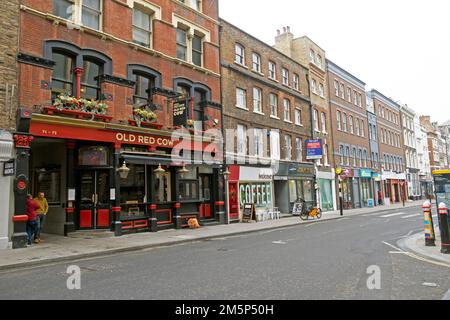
xmin=218 ymin=21 xmax=228 ymax=225
xmin=305 ymin=74 xmax=319 ymax=208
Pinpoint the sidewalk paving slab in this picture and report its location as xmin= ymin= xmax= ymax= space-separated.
xmin=399 ymin=231 xmax=450 ymax=266
xmin=0 ymin=201 xmax=423 ymax=271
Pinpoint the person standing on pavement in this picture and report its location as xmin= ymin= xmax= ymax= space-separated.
xmin=34 ymin=192 xmax=49 ymax=243
xmin=378 ymin=190 xmax=383 ymax=206
xmin=26 ymin=194 xmax=40 ymax=246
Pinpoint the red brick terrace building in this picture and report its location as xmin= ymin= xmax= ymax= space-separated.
xmin=11 ymin=0 xmax=225 ymax=248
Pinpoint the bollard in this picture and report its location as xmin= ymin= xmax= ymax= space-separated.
xmin=423 ymin=201 xmax=436 ymax=247
xmin=438 ymin=203 xmax=450 ymax=254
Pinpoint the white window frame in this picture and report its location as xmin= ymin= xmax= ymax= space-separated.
xmin=283 ymin=99 xmax=291 ymax=122
xmin=295 ymin=108 xmax=302 ymax=126
xmin=252 ymin=52 xmax=261 ymax=73
xmin=253 ymin=87 xmax=263 ymax=113
xmin=236 ymin=87 xmax=247 ymax=110
xmin=282 ymin=68 xmax=289 ymax=86
xmin=235 ymin=44 xmax=245 ymax=65
xmin=268 ymin=61 xmax=276 ymax=80
xmin=293 ymin=74 xmax=300 ymax=90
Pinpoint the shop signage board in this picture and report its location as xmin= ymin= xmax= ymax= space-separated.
xmin=432 ymin=170 xmax=450 ymax=228
xmin=292 ymin=202 xmax=304 ymax=216
xmin=3 ymin=160 xmax=14 ymax=176
xmin=306 ymin=139 xmax=323 ymax=160
xmin=242 ymin=203 xmax=256 ymax=223
xmin=360 ymin=169 xmax=372 ymax=179
xmin=30 ymin=122 xmax=214 ymax=152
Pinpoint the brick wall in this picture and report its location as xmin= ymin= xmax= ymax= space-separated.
xmin=18 ymin=0 xmax=221 ymax=128
xmin=220 ymin=20 xmax=312 ymax=161
xmin=0 ymin=0 xmax=19 ymax=131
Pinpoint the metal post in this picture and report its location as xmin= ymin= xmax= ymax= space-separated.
xmin=339 ymin=177 xmax=343 ymax=216
xmin=423 ymin=201 xmax=436 ymax=247
xmin=438 ymin=203 xmax=450 ymax=254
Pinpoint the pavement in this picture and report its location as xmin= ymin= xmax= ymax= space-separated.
xmin=0 ymin=200 xmax=437 ymax=272
xmin=399 ymin=229 xmax=450 ymax=265
xmin=1 ymin=201 xmax=449 ymax=300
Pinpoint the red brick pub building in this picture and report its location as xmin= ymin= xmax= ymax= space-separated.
xmin=12 ymin=0 xmax=225 ymax=248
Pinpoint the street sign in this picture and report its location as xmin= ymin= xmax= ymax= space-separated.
xmin=305 ymin=139 xmax=323 ymax=160
xmin=3 ymin=160 xmax=15 ymax=177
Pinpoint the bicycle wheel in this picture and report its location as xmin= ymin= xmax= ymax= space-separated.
xmin=300 ymin=213 xmax=309 ymax=221
xmin=316 ymin=209 xmax=322 ymax=220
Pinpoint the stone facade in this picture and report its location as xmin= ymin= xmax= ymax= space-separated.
xmin=0 ymin=0 xmax=19 ymax=131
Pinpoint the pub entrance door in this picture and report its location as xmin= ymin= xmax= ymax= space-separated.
xmin=77 ymin=170 xmax=111 ymax=230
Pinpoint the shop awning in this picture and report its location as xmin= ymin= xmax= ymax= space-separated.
xmin=122 ymin=154 xmax=223 ymax=168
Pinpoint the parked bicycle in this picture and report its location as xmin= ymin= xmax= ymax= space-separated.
xmin=296 ymin=198 xmax=322 ymax=221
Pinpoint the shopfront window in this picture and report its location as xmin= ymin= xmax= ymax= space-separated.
xmin=155 ymin=171 xmax=172 ymax=203
xmin=239 ymin=182 xmax=272 ymax=209
xmin=120 ymin=164 xmax=146 ymax=204
xmin=34 ymin=167 xmax=61 ymax=204
xmin=177 ymin=166 xmax=198 ymax=201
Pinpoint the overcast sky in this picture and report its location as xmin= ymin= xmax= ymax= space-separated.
xmin=219 ymin=0 xmax=450 ymax=123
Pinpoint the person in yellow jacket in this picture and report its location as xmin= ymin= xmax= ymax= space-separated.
xmin=33 ymin=192 xmax=49 ymax=243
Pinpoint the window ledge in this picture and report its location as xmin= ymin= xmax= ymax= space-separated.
xmin=269 ymin=77 xmax=279 ymax=83
xmin=235 ymin=62 xmax=249 ymax=69
xmin=270 ymin=115 xmax=280 ymax=120
xmin=236 ymin=105 xmax=249 ymax=111
xmin=253 ymin=110 xmax=265 ymax=116
xmin=282 ymin=83 xmax=291 ymax=89
xmin=284 ymin=120 xmax=293 ymax=124
xmin=295 ymin=123 xmax=303 ymax=127
xmin=251 ymin=70 xmax=265 ymax=77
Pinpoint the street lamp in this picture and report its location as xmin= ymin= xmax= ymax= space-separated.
xmin=154 ymin=164 xmax=165 ymax=175
xmin=221 ymin=166 xmax=231 ymax=225
xmin=117 ymin=161 xmax=130 ymax=179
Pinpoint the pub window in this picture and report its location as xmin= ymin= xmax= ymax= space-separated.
xmin=78 ymin=146 xmax=109 ymax=166
xmin=177 ymin=84 xmax=191 ymax=99
xmin=81 ymin=58 xmax=103 ymax=100
xmin=53 ymin=0 xmax=73 ymax=20
xmin=194 ymin=89 xmax=206 ymax=131
xmin=34 ymin=167 xmax=61 ymax=204
xmin=155 ymin=171 xmax=172 ymax=203
xmin=192 ymin=34 xmax=203 ymax=67
xmin=176 ymin=28 xmax=188 ymax=61
xmin=51 ymin=51 xmax=75 ymax=99
xmin=178 ymin=166 xmax=198 ymax=201
xmin=82 ymin=0 xmax=102 ymax=30
xmin=133 ymin=7 xmax=152 ymax=48
xmin=120 ymin=164 xmax=146 ymax=205
xmin=132 ymin=72 xmax=156 ymax=106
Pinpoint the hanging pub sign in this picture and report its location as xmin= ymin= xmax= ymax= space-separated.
xmin=173 ymin=98 xmax=192 ymax=127
xmin=306 ymin=139 xmax=323 ymax=160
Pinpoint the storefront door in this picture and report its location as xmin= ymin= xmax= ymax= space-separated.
xmin=228 ymin=182 xmax=239 ymax=220
xmin=78 ymin=170 xmax=111 ymax=230
xmin=199 ymin=174 xmax=214 ymax=220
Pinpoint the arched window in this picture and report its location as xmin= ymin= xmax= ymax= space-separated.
xmin=81 ymin=58 xmax=103 ymax=100
xmin=45 ymin=41 xmax=112 ymax=101
xmin=51 ymin=50 xmax=76 ymax=99
xmin=127 ymin=65 xmax=162 ymax=107
xmin=174 ymin=78 xmax=211 ymax=131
